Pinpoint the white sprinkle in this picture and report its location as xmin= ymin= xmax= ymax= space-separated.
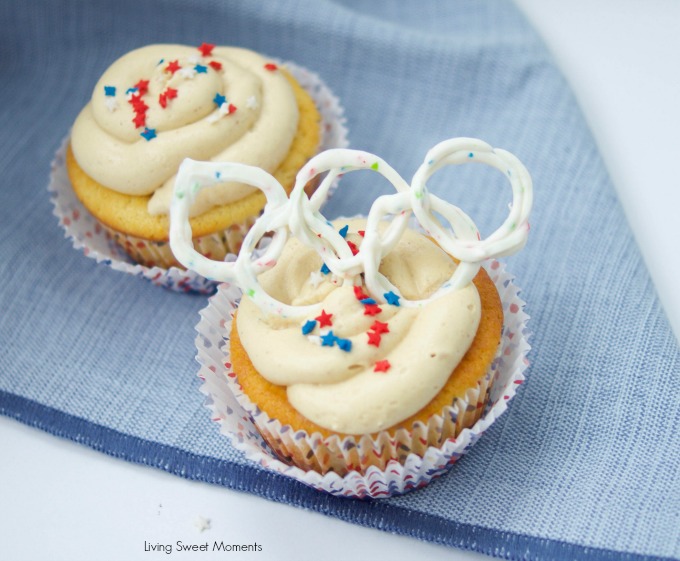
xmin=187 ymin=55 xmax=201 ymax=64
xmin=179 ymin=66 xmax=197 ymax=79
xmin=307 ymin=335 xmax=322 ymax=346
xmin=309 ymin=270 xmax=324 ymax=288
xmin=246 ymin=95 xmax=258 ymax=110
xmin=193 ymin=516 xmax=211 ymax=532
xmin=104 ymin=97 xmax=119 ymax=112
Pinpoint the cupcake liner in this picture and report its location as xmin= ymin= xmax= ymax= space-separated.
xmin=48 ymin=61 xmax=349 ymax=294
xmin=196 ymin=260 xmax=531 ymax=498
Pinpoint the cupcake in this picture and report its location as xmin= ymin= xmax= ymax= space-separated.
xmin=171 ymin=138 xmax=532 ymax=486
xmin=66 ymin=43 xmax=322 ymax=268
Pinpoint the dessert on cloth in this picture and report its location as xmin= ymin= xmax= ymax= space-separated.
xmin=65 ymin=43 xmax=323 ymax=269
xmin=171 ymin=137 xmax=532 ymax=496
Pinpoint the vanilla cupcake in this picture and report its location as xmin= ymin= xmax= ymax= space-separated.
xmin=170 ymin=138 xmax=532 ymax=487
xmin=66 ymin=43 xmax=321 ymax=268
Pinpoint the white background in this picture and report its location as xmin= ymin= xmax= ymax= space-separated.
xmin=2 ymin=2 xmax=679 ymax=560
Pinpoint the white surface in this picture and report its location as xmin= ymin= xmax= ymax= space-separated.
xmin=2 ymin=2 xmax=679 ymax=560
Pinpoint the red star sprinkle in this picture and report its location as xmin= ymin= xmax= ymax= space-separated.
xmin=165 ymin=60 xmax=181 ymax=74
xmin=165 ymin=87 xmax=178 ymax=100
xmin=264 ymin=62 xmax=278 ymax=71
xmin=315 ymin=309 xmax=333 ymax=328
xmin=358 ymin=230 xmax=365 ymax=237
xmin=227 ymin=103 xmax=237 ymax=114
xmin=363 ymin=304 xmax=383 ymax=316
xmin=353 ymin=286 xmax=369 ymax=300
xmin=374 ymin=360 xmax=391 ymax=373
xmin=198 ymin=42 xmax=215 ymax=57
xmin=128 ymin=94 xmax=148 ymax=112
xmin=134 ymin=79 xmax=149 ymax=95
xmin=370 ymin=320 xmax=390 ymax=334
xmin=209 ymin=60 xmax=222 ymax=71
xmin=367 ymin=331 xmax=382 ymax=347
xmin=158 ymin=93 xmax=168 ymax=108
xmin=132 ymin=112 xmax=146 ymax=128
xmin=347 ymin=240 xmax=359 ymax=255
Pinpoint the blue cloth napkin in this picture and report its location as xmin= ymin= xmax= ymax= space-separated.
xmin=1 ymin=1 xmax=678 ymax=559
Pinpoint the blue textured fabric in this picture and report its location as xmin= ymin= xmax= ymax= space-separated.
xmin=1 ymin=1 xmax=678 ymax=559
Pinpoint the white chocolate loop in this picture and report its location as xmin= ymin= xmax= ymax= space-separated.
xmin=169 ymin=138 xmax=533 ymax=318
xmin=169 ymin=158 xmax=289 ymax=285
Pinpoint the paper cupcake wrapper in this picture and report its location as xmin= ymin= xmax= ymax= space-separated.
xmin=196 ymin=260 xmax=531 ymax=498
xmin=48 ymin=61 xmax=349 ymax=294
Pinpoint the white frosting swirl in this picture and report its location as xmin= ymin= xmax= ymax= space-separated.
xmin=236 ymin=221 xmax=481 ymax=434
xmin=71 ymin=44 xmax=299 ymax=216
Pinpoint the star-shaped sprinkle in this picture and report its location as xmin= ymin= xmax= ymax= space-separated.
xmin=134 ymin=79 xmax=149 ymax=95
xmin=209 ymin=60 xmax=222 ymax=71
xmin=384 ymin=291 xmax=401 ymax=306
xmin=353 ymin=286 xmax=369 ymax=300
xmin=179 ymin=66 xmax=197 ymax=79
xmin=336 ymin=338 xmax=352 ymax=352
xmin=140 ymin=127 xmax=156 ymax=141
xmin=320 ymin=263 xmax=331 ymax=275
xmin=374 ymin=360 xmax=391 ymax=373
xmin=264 ymin=62 xmax=278 ymax=71
xmin=125 ymin=87 xmax=138 ymax=97
xmin=226 ymin=103 xmax=237 ymax=114
xmin=194 ymin=64 xmax=208 ymax=74
xmin=315 ymin=309 xmax=333 ymax=328
xmin=367 ymin=331 xmax=382 ymax=347
xmin=159 ymin=93 xmax=168 ymax=108
xmin=358 ymin=230 xmax=366 ymax=237
xmin=338 ymin=225 xmax=349 ymax=238
xmin=246 ymin=95 xmax=258 ymax=109
xmin=132 ymin=112 xmax=146 ymax=128
xmin=103 ymin=85 xmax=116 ymax=96
xmin=198 ymin=42 xmax=215 ymax=57
xmin=309 ymin=270 xmax=324 ymax=288
xmin=370 ymin=320 xmax=389 ymax=334
xmin=105 ymin=97 xmax=119 ymax=112
xmin=194 ymin=516 xmax=211 ymax=532
xmin=187 ymin=55 xmax=201 ymax=65
xmin=165 ymin=60 xmax=181 ymax=74
xmin=320 ymin=331 xmax=336 ymax=347
xmin=360 ymin=297 xmax=376 ymax=305
xmin=347 ymin=240 xmax=359 ymax=255
xmin=301 ymin=320 xmax=316 ymax=335
xmin=213 ymin=93 xmax=226 ymax=107
xmin=363 ymin=303 xmax=382 ymax=316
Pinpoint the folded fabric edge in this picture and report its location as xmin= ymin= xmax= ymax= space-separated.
xmin=0 ymin=391 xmax=671 ymax=561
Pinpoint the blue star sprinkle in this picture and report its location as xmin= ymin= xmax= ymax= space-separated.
xmin=384 ymin=291 xmax=401 ymax=306
xmin=104 ymin=86 xmax=116 ymax=96
xmin=321 ymin=331 xmax=336 ymax=347
xmin=336 ymin=338 xmax=352 ymax=352
xmin=140 ymin=128 xmax=157 ymax=141
xmin=194 ymin=64 xmax=208 ymax=74
xmin=360 ymin=298 xmax=377 ymax=305
xmin=338 ymin=225 xmax=349 ymax=238
xmin=301 ymin=320 xmax=317 ymax=335
xmin=213 ymin=93 xmax=226 ymax=107
xmin=320 ymin=263 xmax=331 ymax=275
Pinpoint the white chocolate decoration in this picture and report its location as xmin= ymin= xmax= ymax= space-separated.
xmin=70 ymin=44 xmax=299 ymax=217
xmin=169 ymin=137 xmax=533 ymax=317
xmin=236 ymin=221 xmax=481 ymax=434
